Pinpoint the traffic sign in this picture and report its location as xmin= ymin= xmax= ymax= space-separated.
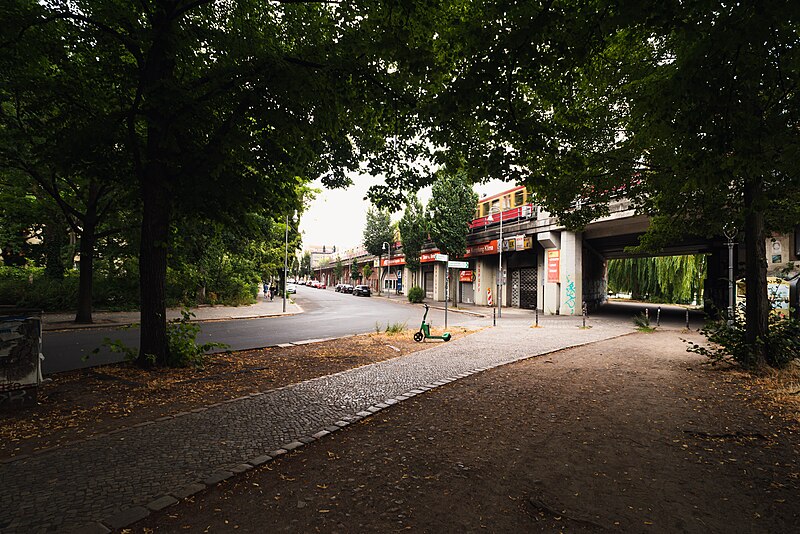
xmin=447 ymin=260 xmax=468 ymax=269
xmin=434 ymin=253 xmax=449 ymax=262
xmin=396 ymin=270 xmax=402 ymax=279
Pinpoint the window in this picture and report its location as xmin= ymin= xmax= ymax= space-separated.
xmin=514 ymin=190 xmax=524 ymax=206
xmin=482 ymin=203 xmax=490 ymax=217
xmin=503 ymin=195 xmax=511 ymax=209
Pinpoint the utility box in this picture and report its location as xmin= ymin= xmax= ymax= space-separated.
xmin=0 ymin=309 xmax=43 ymax=409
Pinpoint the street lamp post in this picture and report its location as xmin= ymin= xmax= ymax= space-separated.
xmin=283 ymin=211 xmax=297 ymax=313
xmin=382 ymin=241 xmax=391 ymax=298
xmin=488 ymin=206 xmax=503 ymax=318
xmin=724 ymin=225 xmax=737 ymax=325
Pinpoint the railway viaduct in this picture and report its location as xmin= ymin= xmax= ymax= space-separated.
xmin=317 ymin=200 xmax=800 ymax=316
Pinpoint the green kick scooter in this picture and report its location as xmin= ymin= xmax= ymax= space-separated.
xmin=413 ymin=304 xmax=452 ymax=342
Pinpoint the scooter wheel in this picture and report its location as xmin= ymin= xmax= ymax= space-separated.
xmin=413 ymin=331 xmax=424 ymax=343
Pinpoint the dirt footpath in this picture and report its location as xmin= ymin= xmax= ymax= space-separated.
xmin=131 ymin=331 xmax=800 ymax=533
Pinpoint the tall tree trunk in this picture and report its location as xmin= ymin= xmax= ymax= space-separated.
xmin=137 ymin=169 xmax=171 ymax=367
xmin=743 ymin=176 xmax=769 ymax=368
xmin=135 ymin=9 xmax=176 ymax=368
xmin=74 ymin=222 xmax=95 ymax=324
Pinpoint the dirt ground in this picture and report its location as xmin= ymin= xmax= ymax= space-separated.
xmin=126 ymin=330 xmax=800 ymax=533
xmin=0 ymin=327 xmax=467 ymax=460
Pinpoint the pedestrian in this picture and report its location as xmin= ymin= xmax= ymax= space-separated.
xmin=269 ymin=283 xmax=276 ymax=301
xmin=263 ymin=281 xmax=269 ymax=299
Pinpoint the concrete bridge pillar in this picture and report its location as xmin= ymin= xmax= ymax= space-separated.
xmin=560 ymin=231 xmax=584 ymax=316
xmin=537 ymin=230 xmax=584 ymax=315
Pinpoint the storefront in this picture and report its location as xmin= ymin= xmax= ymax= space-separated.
xmin=503 ymin=235 xmax=537 ymax=309
xmin=459 ymin=269 xmax=475 ymax=304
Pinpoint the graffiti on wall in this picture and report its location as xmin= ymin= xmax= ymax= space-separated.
xmin=565 ymin=275 xmax=576 ymax=315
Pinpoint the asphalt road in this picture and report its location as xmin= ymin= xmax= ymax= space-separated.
xmin=42 ymin=286 xmax=485 ymax=375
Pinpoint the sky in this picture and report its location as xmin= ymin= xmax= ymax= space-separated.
xmin=299 ymin=173 xmax=511 ymax=252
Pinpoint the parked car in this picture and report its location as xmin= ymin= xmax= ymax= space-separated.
xmin=318 ymin=282 xmax=327 ymax=289
xmin=353 ymin=285 xmax=371 ymax=297
xmin=341 ymin=284 xmax=354 ymax=294
xmin=286 ymin=283 xmax=297 ymax=294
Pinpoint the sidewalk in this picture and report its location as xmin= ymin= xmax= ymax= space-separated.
xmin=0 ymin=318 xmax=633 ymax=533
xmin=42 ymin=295 xmax=302 ymax=331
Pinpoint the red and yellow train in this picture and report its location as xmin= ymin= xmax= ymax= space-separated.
xmin=470 ymin=185 xmax=534 ymax=230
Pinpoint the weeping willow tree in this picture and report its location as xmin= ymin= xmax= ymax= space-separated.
xmin=607 ymin=255 xmax=707 ymax=305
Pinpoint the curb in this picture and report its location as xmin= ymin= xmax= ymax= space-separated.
xmin=42 ymin=306 xmax=304 ymax=333
xmin=69 ymin=330 xmax=633 ymax=533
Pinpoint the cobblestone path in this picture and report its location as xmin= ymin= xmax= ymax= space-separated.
xmin=1 ymin=321 xmax=631 ymax=533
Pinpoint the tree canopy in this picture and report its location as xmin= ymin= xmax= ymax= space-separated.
xmin=427 ymin=171 xmax=478 ymax=259
xmin=398 ymin=194 xmax=427 ymax=275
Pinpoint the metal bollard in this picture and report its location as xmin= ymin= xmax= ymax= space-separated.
xmin=535 ymin=307 xmax=539 ymax=327
xmin=685 ymin=308 xmax=690 ymax=329
xmin=582 ymin=302 xmax=587 ymax=328
xmin=656 ymin=306 xmax=661 ymax=327
xmin=493 ymin=307 xmax=496 ymax=326
xmin=645 ymin=308 xmax=649 ymax=321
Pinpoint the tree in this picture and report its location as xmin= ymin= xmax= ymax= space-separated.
xmin=5 ymin=0 xmax=446 ymax=366
xmin=362 ymin=207 xmax=394 ymax=293
xmin=607 ymin=255 xmax=707 ymax=304
xmin=333 ymin=256 xmax=344 ymax=284
xmin=427 ymin=170 xmax=478 ymax=306
xmin=362 ymin=262 xmax=373 ymax=282
xmin=1 ymin=8 xmax=132 ymax=322
xmin=350 ymin=258 xmax=361 ymax=282
xmin=299 ymin=251 xmax=312 ymax=280
xmin=398 ymin=194 xmax=427 ymax=286
xmin=427 ymin=171 xmax=478 ymax=259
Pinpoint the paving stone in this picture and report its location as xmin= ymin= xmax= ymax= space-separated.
xmin=203 ymin=471 xmax=234 ymax=485
xmin=298 ymin=436 xmax=316 ymax=444
xmin=230 ymin=463 xmax=253 ymax=474
xmin=67 ymin=522 xmax=110 ymax=534
xmin=312 ymin=430 xmax=330 ymax=439
xmin=248 ymin=455 xmax=272 ymax=466
xmin=269 ymin=449 xmax=288 ymax=458
xmin=325 ymin=425 xmax=341 ymax=432
xmin=283 ymin=441 xmax=305 ymax=451
xmin=172 ymin=483 xmax=210 ymax=499
xmin=395 ymin=395 xmax=409 ymax=401
xmin=146 ymin=495 xmax=178 ymax=512
xmin=375 ymin=403 xmax=390 ymax=409
xmin=104 ymin=506 xmax=149 ymax=530
xmin=366 ymin=406 xmax=382 ymax=413
xmin=356 ymin=411 xmax=372 ymax=417
xmin=384 ymin=399 xmax=398 ymax=405
xmin=334 ymin=420 xmax=349 ymax=427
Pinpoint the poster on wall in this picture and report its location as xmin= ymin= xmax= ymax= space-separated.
xmin=546 ymin=250 xmax=560 ymax=283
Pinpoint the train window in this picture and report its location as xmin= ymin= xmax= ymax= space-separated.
xmin=514 ymin=190 xmax=524 ymax=206
xmin=491 ymin=199 xmax=500 ymax=213
xmin=503 ymin=195 xmax=511 ymax=209
xmin=482 ymin=203 xmax=490 ymax=217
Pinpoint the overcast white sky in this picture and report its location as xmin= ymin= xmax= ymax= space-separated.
xmin=299 ymin=173 xmax=511 ymax=252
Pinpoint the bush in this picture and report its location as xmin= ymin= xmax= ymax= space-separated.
xmin=632 ymin=312 xmax=654 ymax=331
xmin=98 ymin=309 xmax=229 ymax=368
xmin=385 ymin=321 xmax=407 ymax=334
xmin=407 ymin=286 xmax=425 ymax=303
xmin=687 ymin=313 xmax=800 ymax=369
